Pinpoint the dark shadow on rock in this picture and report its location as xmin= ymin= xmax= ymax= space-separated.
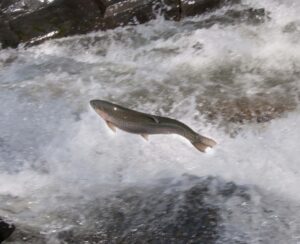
xmin=0 ymin=16 xmax=19 ymax=48
xmin=0 ymin=218 xmax=15 ymax=243
xmin=5 ymin=175 xmax=248 ymax=243
xmin=8 ymin=0 xmax=104 ymax=47
xmin=4 ymin=227 xmax=46 ymax=244
xmin=5 ymin=174 xmax=300 ymax=243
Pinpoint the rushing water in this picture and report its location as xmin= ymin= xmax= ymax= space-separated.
xmin=1 ymin=0 xmax=300 ymax=243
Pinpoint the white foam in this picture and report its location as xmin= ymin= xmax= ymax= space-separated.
xmin=0 ymin=0 xmax=300 ymax=238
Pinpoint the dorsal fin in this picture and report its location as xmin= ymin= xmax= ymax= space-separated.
xmin=148 ymin=115 xmax=159 ymax=123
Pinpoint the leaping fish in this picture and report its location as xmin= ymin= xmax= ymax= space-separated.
xmin=90 ymin=100 xmax=217 ymax=152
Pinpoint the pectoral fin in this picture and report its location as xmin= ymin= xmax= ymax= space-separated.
xmin=141 ymin=134 xmax=149 ymax=141
xmin=106 ymin=121 xmax=116 ymax=133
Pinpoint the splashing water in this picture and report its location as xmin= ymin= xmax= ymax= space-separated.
xmin=0 ymin=0 xmax=300 ymax=242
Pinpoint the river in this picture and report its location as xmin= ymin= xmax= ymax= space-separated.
xmin=0 ymin=0 xmax=300 ymax=243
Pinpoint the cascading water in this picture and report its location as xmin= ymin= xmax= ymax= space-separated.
xmin=0 ymin=0 xmax=300 ymax=243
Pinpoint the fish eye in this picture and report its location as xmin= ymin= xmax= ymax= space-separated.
xmin=113 ymin=107 xmax=117 ymax=111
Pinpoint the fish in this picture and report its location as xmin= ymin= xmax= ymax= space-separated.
xmin=90 ymin=100 xmax=217 ymax=152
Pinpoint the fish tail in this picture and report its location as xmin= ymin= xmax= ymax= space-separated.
xmin=191 ymin=134 xmax=217 ymax=153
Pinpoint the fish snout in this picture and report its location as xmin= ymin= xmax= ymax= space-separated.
xmin=90 ymin=100 xmax=98 ymax=109
xmin=90 ymin=100 xmax=103 ymax=114
xmin=90 ymin=100 xmax=109 ymax=120
xmin=90 ymin=100 xmax=105 ymax=112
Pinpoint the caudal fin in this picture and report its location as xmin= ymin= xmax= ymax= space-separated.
xmin=192 ymin=135 xmax=217 ymax=153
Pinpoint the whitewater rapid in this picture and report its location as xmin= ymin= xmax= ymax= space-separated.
xmin=0 ymin=0 xmax=300 ymax=242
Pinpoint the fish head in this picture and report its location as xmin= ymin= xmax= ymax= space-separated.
xmin=90 ymin=99 xmax=114 ymax=120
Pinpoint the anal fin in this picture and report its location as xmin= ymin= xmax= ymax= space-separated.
xmin=106 ymin=121 xmax=116 ymax=133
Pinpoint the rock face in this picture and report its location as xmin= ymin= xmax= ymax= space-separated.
xmin=181 ymin=0 xmax=239 ymax=17
xmin=197 ymin=95 xmax=294 ymax=123
xmin=4 ymin=175 xmax=299 ymax=243
xmin=0 ymin=0 xmax=47 ymax=18
xmin=6 ymin=175 xmax=251 ymax=243
xmin=73 ymin=175 xmax=226 ymax=243
xmin=8 ymin=0 xmax=104 ymax=46
xmin=102 ymin=0 xmax=180 ymax=29
xmin=0 ymin=17 xmax=19 ymax=48
xmin=0 ymin=218 xmax=15 ymax=243
xmin=0 ymin=0 xmax=245 ymax=48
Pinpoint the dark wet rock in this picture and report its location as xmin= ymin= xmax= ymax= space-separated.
xmin=224 ymin=7 xmax=269 ymax=25
xmin=46 ymin=176 xmax=249 ymax=244
xmin=282 ymin=21 xmax=300 ymax=34
xmin=102 ymin=0 xmax=180 ymax=29
xmin=0 ymin=16 xmax=19 ymax=49
xmin=0 ymin=0 xmax=266 ymax=49
xmin=4 ymin=227 xmax=47 ymax=244
xmin=5 ymin=175 xmax=249 ymax=243
xmin=0 ymin=0 xmax=47 ymax=18
xmin=209 ymin=7 xmax=269 ymax=26
xmin=0 ymin=218 xmax=15 ymax=243
xmin=183 ymin=7 xmax=269 ymax=29
xmin=96 ymin=0 xmax=137 ymax=12
xmin=1 ymin=0 xmax=177 ymax=48
xmin=181 ymin=0 xmax=240 ymax=18
xmin=200 ymin=95 xmax=296 ymax=125
xmin=8 ymin=0 xmax=104 ymax=47
xmin=0 ymin=0 xmax=20 ymax=13
xmin=5 ymin=175 xmax=300 ymax=243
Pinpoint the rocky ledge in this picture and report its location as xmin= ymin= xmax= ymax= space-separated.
xmin=0 ymin=0 xmax=267 ymax=48
xmin=2 ymin=175 xmax=246 ymax=243
xmin=4 ymin=174 xmax=298 ymax=243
